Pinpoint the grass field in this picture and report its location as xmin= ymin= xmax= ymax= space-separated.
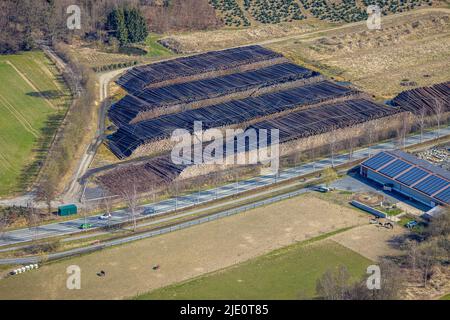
xmin=440 ymin=293 xmax=450 ymax=300
xmin=0 ymin=51 xmax=70 ymax=196
xmin=72 ymin=34 xmax=174 ymax=71
xmin=145 ymin=34 xmax=173 ymax=58
xmin=0 ymin=194 xmax=368 ymax=299
xmin=136 ymin=239 xmax=371 ymax=300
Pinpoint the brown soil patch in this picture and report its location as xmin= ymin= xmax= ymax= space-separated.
xmin=331 ymin=224 xmax=407 ymax=261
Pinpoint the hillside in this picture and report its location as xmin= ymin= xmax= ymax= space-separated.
xmin=210 ymin=0 xmax=439 ymax=26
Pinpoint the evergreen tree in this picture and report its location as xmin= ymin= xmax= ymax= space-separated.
xmin=124 ymin=7 xmax=148 ymax=43
xmin=116 ymin=8 xmax=129 ymax=46
xmin=107 ymin=7 xmax=148 ymax=46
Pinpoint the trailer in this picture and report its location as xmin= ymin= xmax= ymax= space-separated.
xmin=58 ymin=204 xmax=77 ymax=216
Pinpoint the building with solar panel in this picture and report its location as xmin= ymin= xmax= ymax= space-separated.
xmin=360 ymin=150 xmax=450 ymax=208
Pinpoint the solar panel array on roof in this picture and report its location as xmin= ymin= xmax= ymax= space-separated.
xmin=362 ymin=150 xmax=450 ymax=205
xmin=362 ymin=152 xmax=395 ymax=170
xmin=434 ymin=187 xmax=450 ymax=203
xmin=413 ymin=175 xmax=448 ymax=196
xmin=389 ymin=149 xmax=450 ymax=180
xmin=378 ymin=159 xmax=411 ymax=178
xmin=396 ymin=167 xmax=429 ymax=186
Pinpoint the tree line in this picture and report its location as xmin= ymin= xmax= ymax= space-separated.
xmin=315 ymin=211 xmax=450 ymax=300
xmin=0 ymin=0 xmax=148 ymax=54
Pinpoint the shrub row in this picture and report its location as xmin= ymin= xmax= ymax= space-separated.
xmin=92 ymin=60 xmax=139 ymax=73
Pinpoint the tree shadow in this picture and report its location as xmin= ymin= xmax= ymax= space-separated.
xmin=26 ymin=90 xmax=65 ymax=100
xmin=16 ymin=112 xmax=66 ymax=192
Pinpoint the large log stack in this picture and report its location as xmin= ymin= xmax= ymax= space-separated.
xmin=392 ymin=82 xmax=450 ymax=114
xmin=98 ymin=46 xmax=450 ymax=196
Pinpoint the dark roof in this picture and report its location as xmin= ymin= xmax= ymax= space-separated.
xmin=361 ymin=150 xmax=450 ymax=205
xmin=387 ymin=149 xmax=450 ymax=180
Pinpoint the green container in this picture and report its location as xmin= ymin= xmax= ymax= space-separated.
xmin=58 ymin=204 xmax=77 ymax=216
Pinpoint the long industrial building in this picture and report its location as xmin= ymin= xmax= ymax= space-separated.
xmin=360 ymin=150 xmax=450 ymax=207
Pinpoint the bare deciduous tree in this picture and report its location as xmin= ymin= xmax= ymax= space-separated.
xmin=346 ymin=131 xmax=356 ymax=160
xmin=329 ymin=132 xmax=337 ymax=167
xmin=414 ymin=107 xmax=428 ymax=143
xmin=433 ymin=98 xmax=444 ymax=139
xmin=35 ymin=174 xmax=56 ymax=215
xmin=101 ymin=190 xmax=114 ymax=229
xmin=121 ymin=183 xmax=139 ymax=232
xmin=403 ymin=239 xmax=420 ymax=272
xmin=401 ymin=112 xmax=412 ymax=148
xmin=25 ymin=203 xmax=40 ymax=242
xmin=423 ymin=209 xmax=450 ymax=239
xmin=365 ymin=122 xmax=378 ymax=156
xmin=316 ymin=265 xmax=351 ymax=300
xmin=323 ymin=167 xmax=338 ymax=187
xmin=306 ymin=137 xmax=316 ymax=169
xmin=316 ymin=261 xmax=403 ymax=300
xmin=396 ymin=112 xmax=412 ymax=149
xmin=417 ymin=241 xmax=440 ymax=288
xmin=0 ymin=212 xmax=8 ymax=241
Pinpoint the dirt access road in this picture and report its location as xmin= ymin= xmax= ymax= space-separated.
xmin=62 ymin=68 xmax=128 ymax=203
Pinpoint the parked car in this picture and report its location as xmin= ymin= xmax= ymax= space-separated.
xmin=143 ymin=207 xmax=155 ymax=215
xmin=79 ymin=223 xmax=93 ymax=230
xmin=99 ymin=213 xmax=112 ymax=220
xmin=312 ymin=186 xmax=330 ymax=193
xmin=405 ymin=220 xmax=418 ymax=229
xmin=383 ymin=183 xmax=394 ymax=191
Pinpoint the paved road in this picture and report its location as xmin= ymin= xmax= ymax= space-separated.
xmin=1 ymin=126 xmax=448 ymax=247
xmin=3 ymin=7 xmax=448 ymax=208
xmin=0 ymin=173 xmax=317 ymax=255
xmin=0 ymin=184 xmax=314 ymax=265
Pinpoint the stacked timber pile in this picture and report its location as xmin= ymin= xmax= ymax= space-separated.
xmin=107 ymin=80 xmax=359 ymax=158
xmin=96 ymin=155 xmax=185 ymax=195
xmin=116 ymin=45 xmax=282 ymax=93
xmin=99 ymin=45 xmax=438 ymax=197
xmin=109 ymin=63 xmax=319 ymax=127
xmin=249 ymin=99 xmax=401 ymax=143
xmin=392 ymin=82 xmax=450 ymax=114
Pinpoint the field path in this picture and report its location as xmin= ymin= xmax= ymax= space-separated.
xmin=0 ymin=152 xmax=14 ymax=171
xmin=33 ymin=58 xmax=65 ymax=94
xmin=5 ymin=60 xmax=57 ymax=110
